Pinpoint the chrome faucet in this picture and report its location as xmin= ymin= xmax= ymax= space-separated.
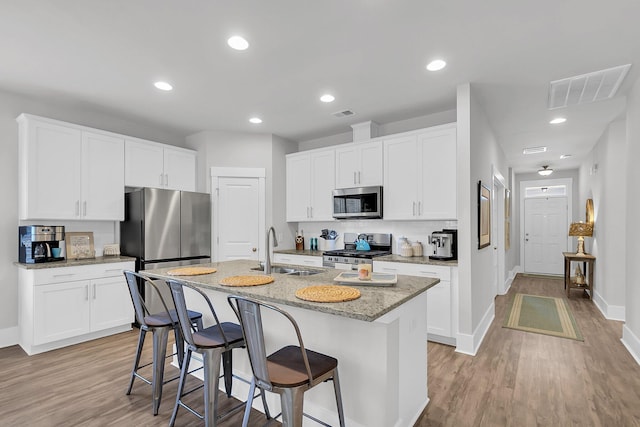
xmin=265 ymin=226 xmax=279 ymax=274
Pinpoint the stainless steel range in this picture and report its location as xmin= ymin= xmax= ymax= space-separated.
xmin=323 ymin=233 xmax=392 ymax=270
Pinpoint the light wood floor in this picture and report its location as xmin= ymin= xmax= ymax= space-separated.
xmin=0 ymin=330 xmax=277 ymax=426
xmin=418 ymin=274 xmax=640 ymax=427
xmin=2 ymin=274 xmax=639 ymax=426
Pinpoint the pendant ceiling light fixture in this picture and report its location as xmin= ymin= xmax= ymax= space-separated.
xmin=538 ymin=165 xmax=553 ymax=176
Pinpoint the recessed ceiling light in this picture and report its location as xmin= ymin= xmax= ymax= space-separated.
xmin=560 ymin=154 xmax=572 ymax=159
xmin=154 ymin=81 xmax=173 ymax=91
xmin=426 ymin=59 xmax=446 ymax=71
xmin=523 ymin=146 xmax=547 ymax=155
xmin=538 ymin=165 xmax=554 ymax=176
xmin=249 ymin=117 xmax=262 ymax=124
xmin=228 ymin=36 xmax=249 ymax=51
xmin=320 ymin=94 xmax=335 ymax=103
xmin=550 ymin=117 xmax=567 ymax=124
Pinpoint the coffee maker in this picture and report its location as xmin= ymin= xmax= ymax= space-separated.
xmin=429 ymin=229 xmax=457 ymax=261
xmin=19 ymin=225 xmax=65 ymax=264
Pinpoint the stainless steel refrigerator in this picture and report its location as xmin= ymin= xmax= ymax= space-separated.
xmin=120 ymin=188 xmax=211 ymax=272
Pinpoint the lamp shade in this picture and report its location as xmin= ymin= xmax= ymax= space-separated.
xmin=568 ymin=222 xmax=593 ymax=237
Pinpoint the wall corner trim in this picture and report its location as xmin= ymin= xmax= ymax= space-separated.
xmin=621 ymin=325 xmax=640 ymax=366
xmin=455 ymin=302 xmax=495 ymax=356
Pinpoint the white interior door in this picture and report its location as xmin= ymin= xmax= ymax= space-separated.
xmin=524 ymin=197 xmax=567 ymax=274
xmin=216 ymin=177 xmax=260 ymax=261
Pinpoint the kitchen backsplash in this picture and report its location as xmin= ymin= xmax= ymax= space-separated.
xmin=289 ymin=220 xmax=458 ymax=254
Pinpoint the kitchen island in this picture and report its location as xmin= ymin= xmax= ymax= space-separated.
xmin=144 ymin=259 xmax=438 ymax=427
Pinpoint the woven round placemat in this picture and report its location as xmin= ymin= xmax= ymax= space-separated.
xmin=220 ymin=275 xmax=275 ymax=287
xmin=166 ymin=266 xmax=217 ymax=276
xmin=295 ymin=285 xmax=361 ymax=303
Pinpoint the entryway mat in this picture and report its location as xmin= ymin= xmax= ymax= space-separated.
xmin=503 ymin=293 xmax=583 ymax=341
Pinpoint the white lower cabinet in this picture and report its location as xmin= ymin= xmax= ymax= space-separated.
xmin=273 ymin=253 xmax=323 ymax=267
xmin=19 ymin=261 xmax=135 ymax=355
xmin=373 ymin=260 xmax=457 ymax=346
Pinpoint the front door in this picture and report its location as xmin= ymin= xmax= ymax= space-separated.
xmin=216 ymin=176 xmax=260 ymax=261
xmin=524 ymin=197 xmax=567 ymax=275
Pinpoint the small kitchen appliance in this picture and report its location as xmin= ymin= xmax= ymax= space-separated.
xmin=428 ymin=229 xmax=457 ymax=261
xmin=332 ymin=186 xmax=383 ymax=219
xmin=323 ymin=233 xmax=392 ymax=270
xmin=19 ymin=225 xmax=65 ymax=264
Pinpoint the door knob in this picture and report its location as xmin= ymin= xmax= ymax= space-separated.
xmin=252 ymin=248 xmax=257 ymax=252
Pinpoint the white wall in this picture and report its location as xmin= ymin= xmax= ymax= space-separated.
xmin=0 ymin=89 xmax=185 ymax=343
xmin=298 ymin=110 xmax=457 ymax=151
xmin=623 ymin=77 xmax=640 ymax=363
xmin=456 ymin=83 xmax=509 ymax=355
xmin=185 ymin=130 xmax=298 ymax=255
xmin=578 ymin=120 xmax=627 ymax=319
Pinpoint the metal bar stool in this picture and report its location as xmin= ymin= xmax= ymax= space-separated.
xmin=228 ymin=295 xmax=346 ymax=427
xmin=123 ymin=270 xmax=204 ymax=415
xmin=167 ymin=278 xmax=252 ymax=427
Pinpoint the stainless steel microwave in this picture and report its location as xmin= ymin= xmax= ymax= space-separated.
xmin=332 ymin=186 xmax=383 ymax=219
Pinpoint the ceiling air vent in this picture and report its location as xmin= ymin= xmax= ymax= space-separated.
xmin=548 ymin=64 xmax=631 ymax=110
xmin=332 ymin=109 xmax=355 ymax=118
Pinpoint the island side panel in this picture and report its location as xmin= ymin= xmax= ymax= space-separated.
xmin=181 ymin=284 xmax=423 ymax=427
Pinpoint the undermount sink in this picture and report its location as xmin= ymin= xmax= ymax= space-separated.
xmin=250 ymin=264 xmax=322 ymax=276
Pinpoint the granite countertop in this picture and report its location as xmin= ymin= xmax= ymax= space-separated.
xmin=275 ymin=249 xmax=458 ymax=267
xmin=141 ymin=259 xmax=438 ymax=322
xmin=15 ymin=255 xmax=136 ymax=270
xmin=274 ymin=249 xmax=324 ymax=257
xmin=375 ymin=254 xmax=458 ymax=267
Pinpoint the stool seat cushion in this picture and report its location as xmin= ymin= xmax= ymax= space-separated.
xmin=145 ymin=309 xmax=202 ymax=327
xmin=192 ymin=322 xmax=244 ymax=348
xmin=267 ymin=345 xmax=338 ymax=388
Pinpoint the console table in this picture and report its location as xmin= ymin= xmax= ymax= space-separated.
xmin=563 ymin=252 xmax=595 ymax=299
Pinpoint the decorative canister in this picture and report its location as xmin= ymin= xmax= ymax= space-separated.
xmin=411 ymin=241 xmax=423 ymax=257
xmin=400 ymin=240 xmax=413 ymax=257
xmin=397 ymin=237 xmax=408 ymax=253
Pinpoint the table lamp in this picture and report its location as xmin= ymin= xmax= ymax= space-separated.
xmin=568 ymin=222 xmax=593 ymax=256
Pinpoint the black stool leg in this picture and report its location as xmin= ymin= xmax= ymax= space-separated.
xmin=222 ymin=350 xmax=233 ymax=397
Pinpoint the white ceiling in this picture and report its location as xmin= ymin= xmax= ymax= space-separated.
xmin=1 ymin=1 xmax=638 ymax=174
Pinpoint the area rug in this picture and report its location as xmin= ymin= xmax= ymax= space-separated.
xmin=503 ymin=293 xmax=583 ymax=341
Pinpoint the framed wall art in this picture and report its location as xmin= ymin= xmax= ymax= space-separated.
xmin=478 ymin=181 xmax=491 ymax=249
xmin=65 ymin=232 xmax=95 ymax=260
xmin=505 ymin=188 xmax=511 ymax=250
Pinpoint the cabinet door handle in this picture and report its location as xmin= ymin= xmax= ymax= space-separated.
xmin=93 ymin=283 xmax=97 ymax=300
xmin=165 ymin=174 xmax=169 ymax=186
xmin=85 ymin=285 xmax=89 ymax=301
xmin=418 ymin=201 xmax=421 ymax=216
xmin=159 ymin=173 xmax=164 ymax=186
xmin=358 ymin=171 xmax=361 ymax=184
xmin=309 ymin=206 xmax=313 ymax=218
xmin=53 ymin=273 xmax=75 ymax=278
xmin=104 ymin=269 xmax=122 ymax=274
xmin=412 ymin=201 xmax=416 ymax=216
xmin=382 ymin=267 xmax=398 ymax=273
xmin=354 ymin=171 xmax=357 ymax=184
xmin=75 ymin=200 xmax=80 ymax=216
xmin=83 ymin=201 xmax=87 ymax=216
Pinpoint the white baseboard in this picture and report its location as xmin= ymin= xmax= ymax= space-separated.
xmin=593 ymin=291 xmax=626 ymax=321
xmin=501 ymin=266 xmax=520 ymax=295
xmin=0 ymin=326 xmax=19 ymax=349
xmin=621 ymin=325 xmax=640 ymax=366
xmin=455 ymin=302 xmax=495 ymax=356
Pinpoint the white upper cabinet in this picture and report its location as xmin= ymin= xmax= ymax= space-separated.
xmin=124 ymin=138 xmax=196 ymax=191
xmin=286 ymin=148 xmax=335 ymax=222
xmin=335 ymin=140 xmax=383 ymax=189
xmin=384 ymin=123 xmax=457 ymax=220
xmin=17 ymin=114 xmax=124 ymax=221
xmin=81 ymin=132 xmax=125 ymax=220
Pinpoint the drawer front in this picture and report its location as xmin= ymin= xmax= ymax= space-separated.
xmin=33 ymin=261 xmax=134 ymax=285
xmin=373 ymin=261 xmax=451 ymax=281
xmin=273 ymin=254 xmax=323 ymax=267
